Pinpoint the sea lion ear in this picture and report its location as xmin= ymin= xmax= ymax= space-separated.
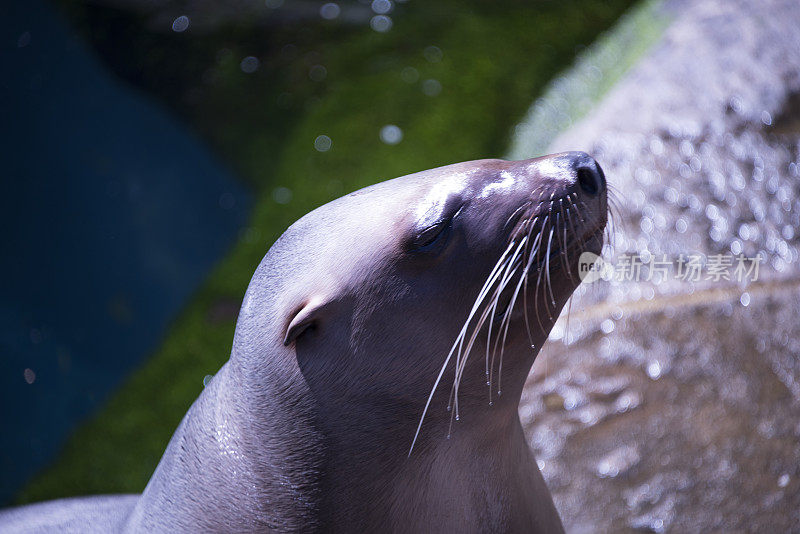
xmin=284 ymin=297 xmax=327 ymax=346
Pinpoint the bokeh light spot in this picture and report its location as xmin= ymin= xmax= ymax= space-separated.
xmin=272 ymin=187 xmax=293 ymax=204
xmin=309 ymin=64 xmax=327 ymax=82
xmin=371 ymin=0 xmax=393 ymax=14
xmin=24 ymin=368 xmax=36 ymax=385
xmin=370 ymin=15 xmax=392 ymax=33
xmin=422 ymin=79 xmax=442 ymax=96
xmin=240 ymin=56 xmax=260 ymax=73
xmin=401 ymin=66 xmax=419 ymax=83
xmin=171 ymin=16 xmax=190 ymax=33
xmin=424 ymin=45 xmax=443 ymax=63
xmin=646 ymin=361 xmax=662 ymax=380
xmin=320 ymin=3 xmax=341 ymax=20
xmin=380 ymin=124 xmax=403 ymax=145
xmin=314 ymin=135 xmax=332 ymax=152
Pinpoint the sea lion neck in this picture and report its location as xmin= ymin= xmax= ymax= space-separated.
xmin=126 ymin=359 xmax=326 ymax=532
xmin=313 ymin=401 xmax=558 ymax=532
xmin=228 ymin=339 xmax=539 ymax=531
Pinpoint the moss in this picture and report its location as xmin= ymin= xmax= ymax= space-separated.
xmin=508 ymin=0 xmax=669 ymax=159
xmin=17 ymin=0 xmax=637 ymax=502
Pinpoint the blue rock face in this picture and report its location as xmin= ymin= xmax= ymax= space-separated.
xmin=0 ymin=0 xmax=250 ymax=504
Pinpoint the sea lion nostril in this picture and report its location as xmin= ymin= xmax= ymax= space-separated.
xmin=577 ymin=164 xmax=603 ymax=196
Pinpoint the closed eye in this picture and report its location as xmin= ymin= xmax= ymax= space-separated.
xmin=408 ymin=203 xmax=464 ymax=253
xmin=411 ymin=219 xmax=450 ymax=250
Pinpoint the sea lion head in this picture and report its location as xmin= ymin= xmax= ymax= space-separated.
xmin=234 ymin=151 xmax=606 ymax=446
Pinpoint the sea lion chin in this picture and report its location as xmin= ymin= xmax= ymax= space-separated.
xmin=0 ymin=152 xmax=607 ymax=534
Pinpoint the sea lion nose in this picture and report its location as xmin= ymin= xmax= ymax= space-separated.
xmin=569 ymin=152 xmax=605 ymax=197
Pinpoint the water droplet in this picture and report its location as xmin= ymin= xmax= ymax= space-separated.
xmin=646 ymin=361 xmax=662 ymax=380
xmin=455 ymin=414 xmax=460 ymax=421
xmin=596 ymin=444 xmax=640 ymax=478
xmin=740 ymin=292 xmax=751 ymax=307
xmin=601 ymin=319 xmax=615 ymax=334
xmin=497 ymin=390 xmax=502 ymax=396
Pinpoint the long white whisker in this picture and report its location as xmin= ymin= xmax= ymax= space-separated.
xmin=450 ymin=244 xmax=522 ymax=421
xmin=409 ymin=240 xmax=517 ymax=455
xmin=545 ymin=226 xmax=556 ymax=309
xmin=456 ymin=237 xmax=527 ymax=412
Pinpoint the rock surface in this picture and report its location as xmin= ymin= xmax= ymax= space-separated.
xmin=519 ymin=0 xmax=800 ymax=531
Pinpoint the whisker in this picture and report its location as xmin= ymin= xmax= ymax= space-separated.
xmin=410 ymin=240 xmax=517 ymax=455
xmin=522 ymin=216 xmax=542 ymax=346
xmin=532 ymin=216 xmax=550 ymax=331
xmin=545 ymin=226 xmax=556 ymax=308
xmin=482 ymin=243 xmax=526 ymax=404
xmin=452 ymin=231 xmax=530 ymax=421
xmin=452 ymin=242 xmax=524 ymax=418
xmin=411 ymin=174 xmax=609 ymax=454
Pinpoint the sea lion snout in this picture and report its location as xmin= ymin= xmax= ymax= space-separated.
xmin=529 ymin=151 xmax=606 ymax=199
xmin=496 ymin=152 xmax=608 ymax=247
xmin=570 ymin=151 xmax=606 ymax=196
xmin=529 ymin=151 xmax=608 ymax=236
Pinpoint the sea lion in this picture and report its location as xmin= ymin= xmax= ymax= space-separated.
xmin=0 ymin=152 xmax=607 ymax=533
